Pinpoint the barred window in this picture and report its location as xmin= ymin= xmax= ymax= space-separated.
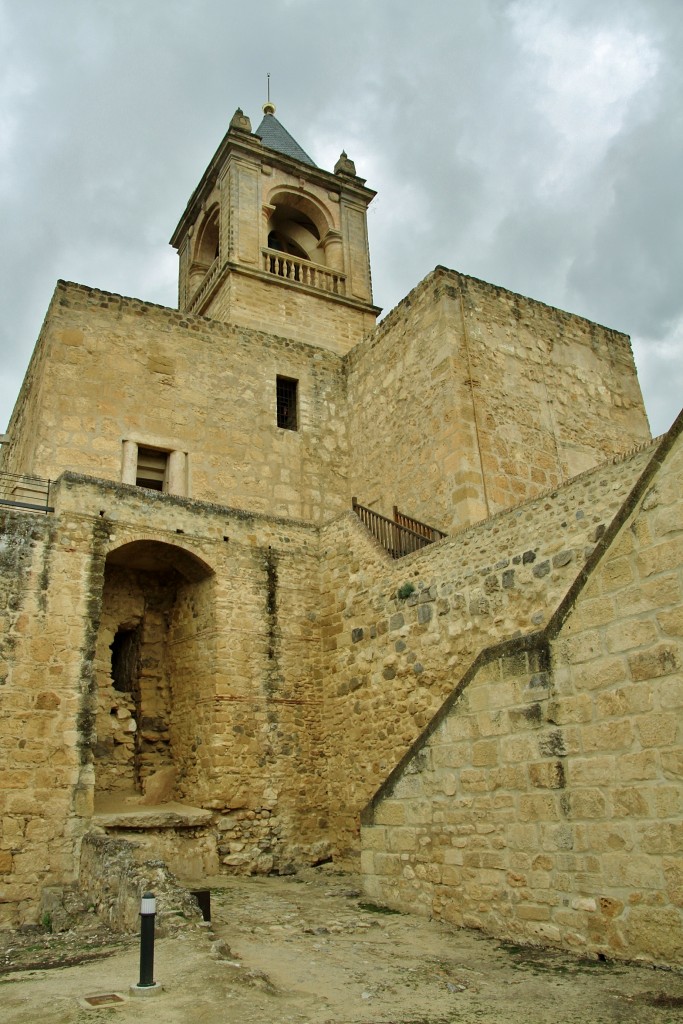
xmin=276 ymin=376 xmax=298 ymax=431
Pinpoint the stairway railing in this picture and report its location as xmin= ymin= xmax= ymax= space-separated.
xmin=351 ymin=498 xmax=446 ymax=558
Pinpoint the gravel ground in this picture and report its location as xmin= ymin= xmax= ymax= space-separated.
xmin=1 ymin=867 xmax=682 ymax=1024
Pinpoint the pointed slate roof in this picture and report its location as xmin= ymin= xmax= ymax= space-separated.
xmin=255 ymin=110 xmax=317 ymax=167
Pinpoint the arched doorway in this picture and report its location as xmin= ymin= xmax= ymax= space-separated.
xmin=93 ymin=540 xmax=214 ymax=809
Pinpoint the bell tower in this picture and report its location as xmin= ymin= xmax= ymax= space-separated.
xmin=170 ymin=105 xmax=380 ymax=355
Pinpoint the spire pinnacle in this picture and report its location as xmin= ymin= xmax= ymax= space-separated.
xmin=263 ymin=72 xmax=276 ymax=115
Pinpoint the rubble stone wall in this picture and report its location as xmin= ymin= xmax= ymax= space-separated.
xmin=78 ymin=834 xmax=203 ymax=934
xmin=69 ymin=475 xmax=329 ymax=868
xmin=321 ymin=442 xmax=656 ymax=860
xmin=360 ymin=421 xmax=683 ymax=966
xmin=0 ymin=473 xmax=328 ymax=924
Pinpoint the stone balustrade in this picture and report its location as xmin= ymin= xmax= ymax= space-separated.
xmin=262 ymin=248 xmax=346 ymax=296
xmin=188 ymin=256 xmax=221 ymax=312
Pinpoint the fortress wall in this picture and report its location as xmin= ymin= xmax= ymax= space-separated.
xmin=2 ymin=282 xmax=349 ymax=524
xmin=346 ymin=272 xmax=484 ymax=531
xmin=320 ymin=442 xmax=655 ymax=860
xmin=0 ymin=476 xmax=327 ymax=924
xmin=0 ymin=506 xmax=105 ymax=928
xmin=346 ymin=269 xmax=650 ymax=535
xmin=57 ymin=477 xmax=328 ymax=872
xmin=0 ymin=293 xmax=58 ymax=471
xmin=360 ymin=422 xmax=682 ymax=966
xmin=456 ymin=270 xmax=651 ymax=489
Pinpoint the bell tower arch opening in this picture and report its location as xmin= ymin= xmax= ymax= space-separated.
xmin=189 ymin=204 xmax=220 ymax=298
xmin=93 ymin=540 xmax=215 ymax=811
xmin=195 ymin=205 xmax=220 ymax=265
xmin=266 ymin=190 xmax=328 ymax=265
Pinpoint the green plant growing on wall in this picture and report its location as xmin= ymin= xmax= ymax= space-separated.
xmin=397 ymin=581 xmax=416 ymax=600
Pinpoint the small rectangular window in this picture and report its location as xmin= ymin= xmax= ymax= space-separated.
xmin=276 ymin=376 xmax=298 ymax=431
xmin=136 ymin=447 xmax=169 ymax=491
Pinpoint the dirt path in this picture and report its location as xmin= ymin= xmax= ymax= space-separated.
xmin=2 ymin=868 xmax=682 ymax=1023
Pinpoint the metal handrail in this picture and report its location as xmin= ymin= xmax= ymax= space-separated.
xmin=0 ymin=471 xmax=53 ymax=514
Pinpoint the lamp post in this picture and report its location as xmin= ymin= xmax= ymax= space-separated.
xmin=138 ymin=892 xmax=156 ymax=987
xmin=130 ymin=892 xmax=162 ymax=997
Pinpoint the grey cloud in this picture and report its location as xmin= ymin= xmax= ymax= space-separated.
xmin=0 ymin=0 xmax=680 ymax=436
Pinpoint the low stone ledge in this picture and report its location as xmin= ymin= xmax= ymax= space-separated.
xmin=92 ymin=803 xmax=213 ymax=830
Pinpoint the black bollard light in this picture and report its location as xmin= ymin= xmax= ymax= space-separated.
xmin=138 ymin=892 xmax=156 ymax=988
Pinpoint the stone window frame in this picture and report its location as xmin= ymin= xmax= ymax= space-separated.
xmin=121 ymin=439 xmax=189 ymax=497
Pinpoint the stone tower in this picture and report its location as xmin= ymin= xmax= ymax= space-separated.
xmin=170 ymin=105 xmax=380 ymax=354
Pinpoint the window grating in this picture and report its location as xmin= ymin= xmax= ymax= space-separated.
xmin=276 ymin=376 xmax=298 ymax=431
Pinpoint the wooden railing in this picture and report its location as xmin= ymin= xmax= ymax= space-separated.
xmin=352 ymin=498 xmax=446 ymax=559
xmin=0 ymin=472 xmax=53 ymax=514
xmin=393 ymin=505 xmax=447 ymax=543
xmin=262 ymin=248 xmax=346 ymax=295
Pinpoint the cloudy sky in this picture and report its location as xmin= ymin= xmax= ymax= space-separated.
xmin=1 ymin=0 xmax=681 ymax=435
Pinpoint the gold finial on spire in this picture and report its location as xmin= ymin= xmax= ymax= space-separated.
xmin=263 ymin=72 xmax=276 ymax=115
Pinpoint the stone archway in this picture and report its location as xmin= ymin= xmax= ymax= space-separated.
xmin=265 ymin=189 xmax=334 ymax=266
xmin=93 ymin=539 xmax=215 ymax=809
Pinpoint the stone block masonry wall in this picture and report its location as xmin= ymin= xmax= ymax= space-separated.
xmin=0 ymin=306 xmax=52 ymax=470
xmin=1 ymin=281 xmax=349 ymax=524
xmin=0 ymin=505 xmax=108 ymax=927
xmin=346 ymin=268 xmax=650 ymax=534
xmin=0 ymin=472 xmax=330 ymax=924
xmin=455 ymin=269 xmax=650 ymax=486
xmin=0 ymin=511 xmax=54 ymax=921
xmin=550 ymin=418 xmax=683 ymax=963
xmin=205 ymin=269 xmax=378 ymax=356
xmin=361 ymin=417 xmax=683 ymax=966
xmin=67 ymin=475 xmax=329 ymax=867
xmin=321 ymin=441 xmax=656 ymax=862
xmin=346 ymin=271 xmax=488 ymax=530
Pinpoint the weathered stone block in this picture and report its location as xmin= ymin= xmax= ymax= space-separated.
xmin=472 ymin=739 xmax=498 ymax=767
xmin=604 ymin=619 xmax=657 ymax=654
xmin=628 ymin=643 xmax=680 ymax=681
xmin=528 ymin=761 xmax=565 ymax=790
xmin=373 ymin=802 xmax=406 ymax=826
xmin=569 ymin=789 xmax=606 ymax=818
xmin=572 ymin=656 xmax=627 ymax=692
xmin=636 ymin=537 xmax=683 ymax=579
xmin=581 ymin=719 xmax=634 ymax=752
xmin=617 ymin=749 xmax=658 ymax=781
xmin=515 ymin=904 xmax=551 ymax=921
xmin=567 ymin=756 xmax=616 ymax=786
xmin=635 ymin=712 xmax=679 ymax=748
